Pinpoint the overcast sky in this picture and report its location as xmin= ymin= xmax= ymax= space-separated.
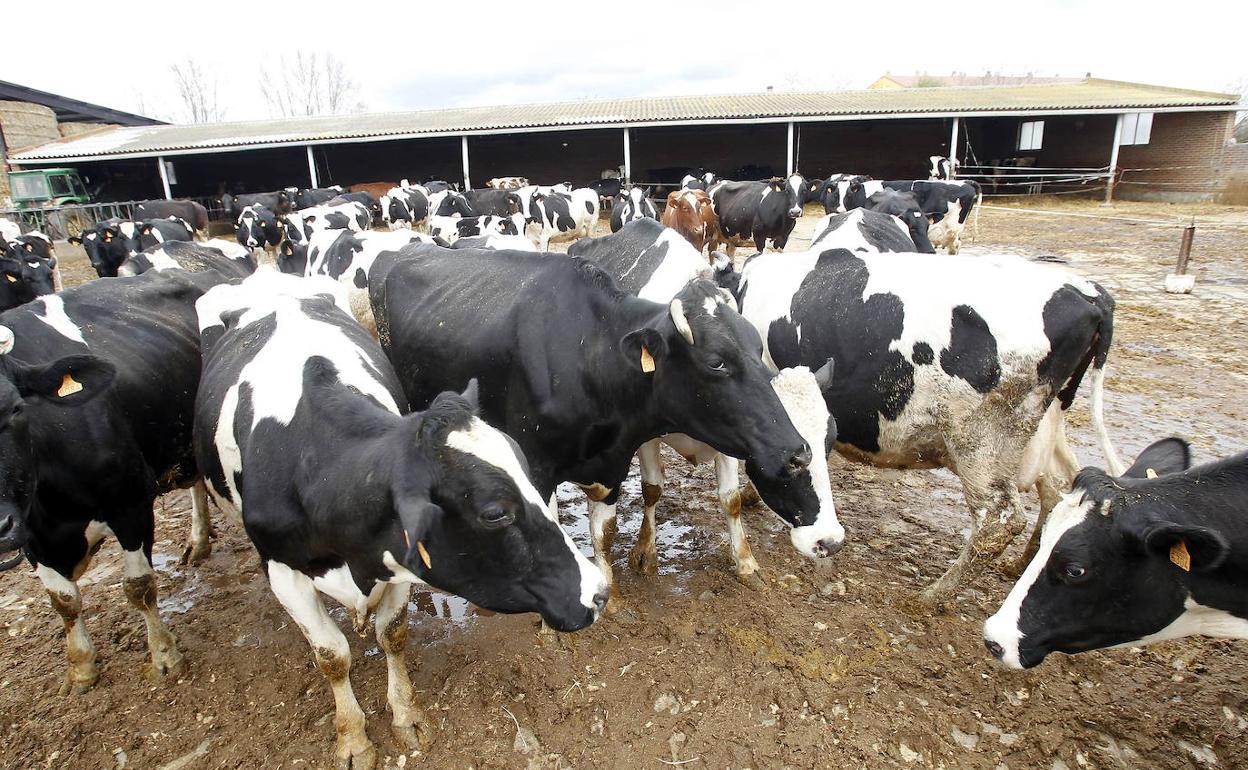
xmin=6 ymin=1 xmax=1244 ymax=124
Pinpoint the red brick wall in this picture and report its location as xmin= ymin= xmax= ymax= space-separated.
xmin=1116 ymin=111 xmax=1236 ymax=199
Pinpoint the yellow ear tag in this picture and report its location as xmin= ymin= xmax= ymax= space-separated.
xmin=4 ymin=274 xmax=15 ymax=283
xmin=57 ymin=374 xmax=83 ymax=398
xmin=416 ymin=541 xmax=433 ymax=570
xmin=402 ymin=529 xmax=410 ymax=549
xmin=640 ymin=346 xmax=655 ymax=373
xmin=1146 ymin=468 xmax=1158 ymax=479
xmin=1170 ymin=540 xmax=1191 ymax=572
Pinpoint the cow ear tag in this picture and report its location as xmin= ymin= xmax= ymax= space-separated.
xmin=57 ymin=374 xmax=83 ymax=398
xmin=1145 ymin=468 xmax=1158 ymax=479
xmin=640 ymin=346 xmax=656 ymax=373
xmin=1170 ymin=541 xmax=1191 ymax=572
xmin=416 ymin=541 xmax=433 ymax=570
xmin=4 ymin=274 xmax=15 ymax=283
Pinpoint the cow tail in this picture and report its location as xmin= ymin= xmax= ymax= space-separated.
xmin=1087 ymin=287 xmax=1125 ymax=475
xmin=972 ymin=183 xmax=983 ymax=241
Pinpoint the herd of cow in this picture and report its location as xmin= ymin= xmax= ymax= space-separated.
xmin=0 ymin=155 xmax=1244 ymax=768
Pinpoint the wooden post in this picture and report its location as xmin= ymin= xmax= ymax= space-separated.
xmin=1176 ymin=222 xmax=1195 ymax=275
xmin=786 ymin=121 xmax=795 ymax=176
xmin=623 ymin=128 xmax=631 ymax=185
xmin=461 ymin=135 xmax=471 ymax=191
xmin=1104 ymin=114 xmax=1123 ymax=204
xmin=306 ymin=146 xmax=318 ymax=188
xmin=948 ymin=117 xmax=960 ymax=173
xmin=157 ymin=156 xmax=172 ymax=200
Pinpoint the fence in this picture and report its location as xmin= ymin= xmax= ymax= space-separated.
xmin=956 ymin=164 xmax=1111 ymax=197
xmin=0 ymin=201 xmax=142 ymax=240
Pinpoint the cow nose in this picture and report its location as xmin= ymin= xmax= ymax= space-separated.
xmin=813 ymin=537 xmax=843 ymax=558
xmin=785 ymin=445 xmax=812 ymax=477
xmin=788 ymin=207 xmax=802 ymax=218
xmin=592 ymin=591 xmax=609 ymax=614
xmin=984 ymin=639 xmax=1005 ymax=660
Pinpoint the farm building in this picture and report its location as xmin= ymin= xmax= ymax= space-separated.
xmin=5 ymin=76 xmax=1244 ymax=209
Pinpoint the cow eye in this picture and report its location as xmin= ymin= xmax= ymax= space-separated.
xmin=707 ymin=358 xmax=728 ymax=373
xmin=1062 ymin=563 xmax=1087 ymax=580
xmin=480 ymin=502 xmax=516 ymax=528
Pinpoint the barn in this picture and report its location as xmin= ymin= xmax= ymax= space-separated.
xmin=4 ymin=77 xmax=1243 ymax=213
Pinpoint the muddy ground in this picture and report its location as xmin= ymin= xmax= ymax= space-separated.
xmin=3 ymin=198 xmax=1248 ymax=769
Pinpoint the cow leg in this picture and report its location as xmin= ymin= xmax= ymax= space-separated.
xmin=374 ymin=582 xmax=434 ymax=752
xmin=121 ymin=547 xmax=186 ymax=680
xmin=268 ymin=561 xmax=376 ymax=770
xmin=36 ymin=565 xmax=98 ymax=694
xmin=717 ymin=453 xmax=763 ymax=587
xmin=588 ymin=497 xmax=621 ymax=610
xmin=1015 ymin=411 xmax=1082 ymax=570
xmin=181 ymin=479 xmax=212 ymax=565
xmin=628 ymin=440 xmax=664 ymax=575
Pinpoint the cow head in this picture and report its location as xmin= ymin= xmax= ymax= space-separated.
xmin=765 ymin=175 xmax=805 ymax=219
xmin=236 ymin=206 xmax=281 ymax=249
xmin=0 ymin=245 xmax=56 ymax=309
xmin=392 ymin=383 xmax=608 ymax=631
xmin=276 ymin=239 xmax=309 ymax=276
xmin=0 ymin=326 xmax=117 ymax=567
xmin=436 ymin=192 xmax=474 ymax=218
xmin=621 ymin=278 xmax=811 ymax=483
xmin=983 ymin=438 xmax=1237 ymax=669
xmin=841 ymin=177 xmax=872 ymax=213
xmin=747 ymin=361 xmax=845 ymax=559
xmin=90 ymin=221 xmax=142 ymax=277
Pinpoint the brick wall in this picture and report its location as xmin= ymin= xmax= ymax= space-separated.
xmin=1116 ymin=111 xmax=1237 ymax=201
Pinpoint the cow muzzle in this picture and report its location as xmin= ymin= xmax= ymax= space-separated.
xmin=788 ymin=207 xmax=802 ymax=218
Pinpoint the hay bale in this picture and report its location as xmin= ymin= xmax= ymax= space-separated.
xmin=59 ymin=121 xmax=119 ymax=138
xmin=0 ymin=100 xmax=60 ymax=151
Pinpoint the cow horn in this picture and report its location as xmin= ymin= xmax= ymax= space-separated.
xmin=0 ymin=326 xmax=13 ymax=355
xmin=669 ymin=299 xmax=694 ymax=345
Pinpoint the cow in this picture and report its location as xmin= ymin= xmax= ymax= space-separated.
xmin=929 ymin=156 xmax=957 ymax=180
xmin=221 ymin=190 xmax=291 ymax=217
xmin=814 ymin=174 xmax=870 ymax=215
xmin=75 ymin=218 xmax=197 ymax=277
xmin=661 ymin=189 xmax=721 ymax=254
xmin=134 ymin=200 xmax=210 ymax=233
xmin=427 ymin=189 xmax=475 ymax=218
xmin=609 ymin=187 xmax=657 ymax=233
xmin=0 ymin=218 xmax=21 ymax=242
xmin=430 ymin=215 xmax=524 ymax=245
xmin=3 ymin=232 xmax=61 ymax=292
xmin=861 ymin=189 xmax=936 ymax=253
xmin=809 ymin=208 xmax=919 ymax=253
xmin=118 ymin=239 xmax=256 ymax=279
xmin=369 ymin=243 xmax=814 ymax=599
xmin=709 ymin=173 xmax=806 ymax=255
xmin=422 ymin=179 xmax=454 ymax=193
xmin=680 ymin=171 xmax=718 ymax=191
xmin=348 ymin=181 xmax=398 ymax=200
xmin=300 ymin=201 xmax=371 ymax=239
xmin=841 ymin=178 xmax=981 ymax=254
xmin=380 ymin=184 xmax=432 ymax=231
xmin=451 ymin=233 xmax=538 ymax=251
xmin=722 ymin=248 xmax=1122 ymax=607
xmin=298 ymin=228 xmax=433 ymax=334
xmin=235 ymin=204 xmax=282 ymax=250
xmin=983 ymin=437 xmax=1248 ymax=669
xmin=0 ymin=269 xmax=234 ymax=694
xmin=527 ymin=187 xmax=599 ymax=249
xmin=327 ymin=191 xmax=382 ymax=224
xmin=193 ymin=269 xmax=606 ymax=768
xmin=0 ymin=237 xmax=56 ymax=311
xmin=463 ymin=189 xmax=523 ymax=219
xmin=292 ymin=185 xmax=344 ymax=209
xmin=487 ymin=176 xmax=529 ymax=189
xmin=588 ymin=178 xmax=622 ymax=208
xmin=569 ymin=219 xmax=845 ymax=579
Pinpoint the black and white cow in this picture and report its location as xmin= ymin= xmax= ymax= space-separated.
xmin=369 ymin=243 xmax=814 ymax=596
xmin=928 ymin=156 xmax=958 ymax=180
xmin=861 ymin=189 xmax=936 ymax=254
xmin=427 ymin=188 xmax=475 ymax=218
xmin=709 ymin=174 xmax=806 ymax=254
xmin=809 ymin=208 xmax=919 ymax=253
xmin=0 ymin=217 xmax=21 ymax=242
xmin=609 ymin=187 xmax=657 ymax=233
xmin=118 ymin=239 xmax=256 ymax=279
xmin=221 ymin=190 xmax=291 ymax=217
xmin=75 ymin=218 xmax=196 ymax=277
xmin=0 ymin=237 xmax=57 ymax=311
xmin=680 ymin=171 xmax=718 ymax=191
xmin=297 ymin=229 xmax=432 ymax=334
xmin=235 ymin=204 xmax=283 ymax=250
xmin=450 ymin=233 xmax=537 ymax=251
xmin=463 ymin=188 xmax=523 ymax=219
xmin=422 ymin=179 xmax=454 ymax=193
xmin=841 ymin=178 xmax=982 ymax=254
xmin=327 ymin=191 xmax=382 ymax=224
xmin=0 ymin=269 xmax=229 ymax=693
xmin=300 ymin=201 xmax=371 ymax=239
xmin=429 ymin=214 xmax=524 ymax=245
xmin=527 ymin=187 xmax=599 ymax=250
xmin=292 ymin=185 xmax=344 ymax=209
xmin=723 ymin=248 xmax=1122 ymax=606
xmin=984 ymin=438 xmax=1248 ymax=669
xmin=569 ymin=219 xmax=844 ymax=579
xmin=193 ymin=269 xmax=606 ymax=767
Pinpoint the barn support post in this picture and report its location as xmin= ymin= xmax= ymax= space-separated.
xmin=1104 ymin=114 xmax=1123 ymax=204
xmin=948 ymin=117 xmax=961 ymax=170
xmin=461 ymin=135 xmax=471 ymax=191
xmin=623 ymin=128 xmax=632 ymax=185
xmin=156 ymin=156 xmax=172 ymax=200
xmin=306 ymin=146 xmax=318 ymax=188
xmin=786 ymin=122 xmax=795 ymax=176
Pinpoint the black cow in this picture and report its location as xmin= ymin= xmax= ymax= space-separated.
xmin=985 ymin=438 xmax=1248 ymax=669
xmin=463 ymin=188 xmax=523 ymax=218
xmin=725 ymin=248 xmax=1121 ymax=607
xmin=422 ymin=179 xmax=454 ymax=193
xmin=235 ymin=204 xmax=282 ymax=250
xmin=292 ymin=185 xmax=344 ymax=209
xmin=369 ymin=244 xmax=812 ymax=597
xmin=134 ymin=200 xmax=209 ymax=233
xmin=0 ymin=269 xmax=230 ymax=694
xmin=609 ymin=187 xmax=657 ymax=233
xmin=0 ymin=237 xmax=56 ymax=311
xmin=588 ymin=178 xmax=622 ymax=207
xmin=193 ymin=271 xmax=606 ymax=767
xmin=709 ymin=173 xmax=806 ymax=254
xmin=809 ymin=208 xmax=920 ymax=253
xmin=221 ymin=190 xmax=291 ymax=217
xmin=862 ymin=189 xmax=936 ymax=253
xmin=118 ymin=239 xmax=256 ymax=279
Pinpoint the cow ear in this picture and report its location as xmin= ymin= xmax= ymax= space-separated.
xmin=140 ymin=225 xmax=153 ymax=235
xmin=1121 ymin=438 xmax=1191 ymax=479
xmin=11 ymin=354 xmax=117 ymax=406
xmin=813 ymin=358 xmax=835 ymax=393
xmin=1118 ymin=510 xmax=1230 ymax=573
xmin=67 ymin=235 xmax=82 ymax=245
xmin=620 ymin=328 xmax=668 ymax=373
xmin=459 ymin=378 xmax=480 ymax=410
xmin=394 ymin=493 xmax=445 ymax=577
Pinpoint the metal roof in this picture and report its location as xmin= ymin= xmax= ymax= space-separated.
xmin=0 ymin=80 xmax=164 ymax=126
xmin=10 ymin=78 xmax=1239 ymax=163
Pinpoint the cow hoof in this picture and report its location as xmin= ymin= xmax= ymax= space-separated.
xmin=912 ymin=588 xmax=955 ymax=615
xmin=336 ymin=742 xmax=377 ymax=770
xmin=58 ymin=669 xmax=99 ymax=696
xmin=147 ymin=652 xmax=187 ymax=682
xmin=998 ymin=556 xmax=1028 ymax=580
xmin=179 ymin=540 xmax=212 ymax=566
xmin=392 ymin=714 xmax=435 ymax=753
xmin=735 ymin=570 xmax=767 ymax=592
xmin=627 ymin=546 xmax=658 ymax=576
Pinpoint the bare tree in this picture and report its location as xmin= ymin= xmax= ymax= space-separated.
xmin=170 ymin=59 xmax=226 ymax=124
xmin=260 ymin=52 xmax=364 ymax=117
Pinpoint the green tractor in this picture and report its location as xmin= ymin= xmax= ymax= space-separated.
xmin=5 ymin=168 xmax=97 ymax=239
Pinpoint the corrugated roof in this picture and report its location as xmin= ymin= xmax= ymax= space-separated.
xmin=10 ymin=78 xmax=1239 ymax=162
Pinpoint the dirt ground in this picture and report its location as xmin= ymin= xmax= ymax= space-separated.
xmin=3 ymin=197 xmax=1248 ymax=770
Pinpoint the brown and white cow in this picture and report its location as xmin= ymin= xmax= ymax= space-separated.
xmin=661 ymin=189 xmax=721 ymax=254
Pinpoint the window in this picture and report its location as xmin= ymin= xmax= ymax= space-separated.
xmin=163 ymin=161 xmax=178 ymax=185
xmin=1018 ymin=120 xmax=1044 ymax=151
xmin=49 ymin=175 xmax=71 ymax=196
xmin=1120 ymin=112 xmax=1153 ymax=145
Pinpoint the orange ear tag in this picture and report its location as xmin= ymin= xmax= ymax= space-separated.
xmin=57 ymin=374 xmax=83 ymax=397
xmin=1170 ymin=541 xmax=1191 ymax=572
xmin=640 ymin=346 xmax=655 ymax=373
